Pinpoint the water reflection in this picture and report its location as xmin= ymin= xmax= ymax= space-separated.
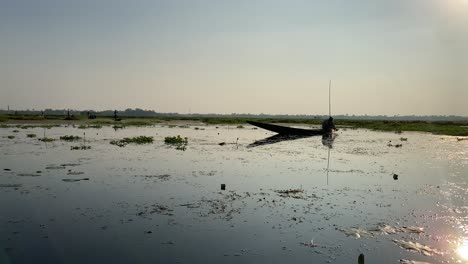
xmin=459 ymin=238 xmax=468 ymax=260
xmin=321 ymin=134 xmax=336 ymax=149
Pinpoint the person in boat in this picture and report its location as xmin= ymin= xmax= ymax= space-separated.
xmin=322 ymin=117 xmax=337 ymax=133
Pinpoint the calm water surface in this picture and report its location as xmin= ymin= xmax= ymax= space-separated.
xmin=0 ymin=124 xmax=467 ymax=264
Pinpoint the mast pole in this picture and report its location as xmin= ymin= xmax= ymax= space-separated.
xmin=329 ymin=80 xmax=332 ymax=117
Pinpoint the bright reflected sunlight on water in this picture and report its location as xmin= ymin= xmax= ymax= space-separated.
xmin=459 ymin=239 xmax=468 ymax=261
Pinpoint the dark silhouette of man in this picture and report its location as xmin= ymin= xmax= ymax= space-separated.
xmin=322 ymin=117 xmax=337 ymax=134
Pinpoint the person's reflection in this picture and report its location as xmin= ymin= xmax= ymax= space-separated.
xmin=321 ymin=134 xmax=336 ymax=148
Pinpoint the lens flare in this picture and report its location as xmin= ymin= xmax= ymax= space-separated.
xmin=459 ymin=239 xmax=468 ymax=260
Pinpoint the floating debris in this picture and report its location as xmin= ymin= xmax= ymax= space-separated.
xmin=392 ymin=239 xmax=442 ymax=256
xmin=221 ymin=184 xmax=226 ymax=190
xmin=393 ymin=174 xmax=399 ymax=180
xmin=62 ymin=178 xmax=89 ymax=182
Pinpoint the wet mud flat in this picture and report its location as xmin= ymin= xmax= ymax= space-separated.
xmin=0 ymin=124 xmax=467 ymax=264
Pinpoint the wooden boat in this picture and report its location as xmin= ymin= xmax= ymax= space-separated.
xmin=247 ymin=121 xmax=326 ymax=136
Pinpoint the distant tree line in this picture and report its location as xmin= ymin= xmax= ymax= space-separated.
xmin=0 ymin=108 xmax=467 ymax=121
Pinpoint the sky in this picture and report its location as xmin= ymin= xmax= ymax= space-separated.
xmin=0 ymin=0 xmax=467 ymax=116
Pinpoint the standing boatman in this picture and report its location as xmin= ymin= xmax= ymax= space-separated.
xmin=322 ymin=116 xmax=337 ymax=134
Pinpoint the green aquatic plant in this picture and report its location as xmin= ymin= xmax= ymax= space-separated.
xmin=27 ymin=134 xmax=36 ymax=138
xmin=7 ymin=135 xmax=15 ymax=139
xmin=38 ymin=137 xmax=55 ymax=142
xmin=164 ymin=135 xmax=188 ymax=151
xmin=236 ymin=125 xmax=244 ymax=129
xmin=12 ymin=130 xmax=19 ymax=133
xmin=60 ymin=135 xmax=82 ymax=141
xmin=110 ymin=136 xmax=154 ymax=147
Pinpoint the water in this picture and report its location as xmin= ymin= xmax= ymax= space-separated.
xmin=0 ymin=124 xmax=467 ymax=263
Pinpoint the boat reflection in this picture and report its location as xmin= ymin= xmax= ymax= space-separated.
xmin=248 ymin=134 xmax=316 ymax=148
xmin=248 ymin=133 xmax=336 ymax=148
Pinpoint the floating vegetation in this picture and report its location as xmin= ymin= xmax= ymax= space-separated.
xmin=0 ymin=184 xmax=22 ymax=188
xmin=7 ymin=135 xmax=15 ymax=139
xmin=236 ymin=125 xmax=244 ymax=129
xmin=275 ymin=188 xmax=305 ymax=199
xmin=340 ymin=227 xmax=374 ymax=239
xmin=70 ymin=146 xmax=91 ymax=150
xmin=19 ymin=124 xmax=57 ymax=129
xmin=62 ymin=178 xmax=89 ymax=182
xmin=78 ymin=124 xmax=102 ymax=129
xmin=60 ymin=135 xmax=82 ymax=141
xmin=110 ymin=136 xmax=154 ymax=147
xmin=136 ymin=204 xmax=174 ymax=217
xmin=12 ymin=130 xmax=19 ymax=133
xmin=17 ymin=173 xmax=41 ymax=177
xmin=392 ymin=239 xmax=442 ymax=256
xmin=164 ymin=135 xmax=188 ymax=151
xmin=38 ymin=137 xmax=55 ymax=142
xmin=27 ymin=134 xmax=36 ymax=138
xmin=113 ymin=125 xmax=124 ymax=129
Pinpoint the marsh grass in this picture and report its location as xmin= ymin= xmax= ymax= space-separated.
xmin=60 ymin=135 xmax=82 ymax=141
xmin=110 ymin=136 xmax=154 ymax=147
xmin=1 ymin=114 xmax=467 ymax=136
xmin=164 ymin=135 xmax=188 ymax=151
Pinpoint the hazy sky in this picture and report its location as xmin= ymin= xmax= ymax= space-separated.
xmin=1 ymin=0 xmax=467 ymax=115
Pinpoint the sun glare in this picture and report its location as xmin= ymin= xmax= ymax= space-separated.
xmin=458 ymin=239 xmax=468 ymax=261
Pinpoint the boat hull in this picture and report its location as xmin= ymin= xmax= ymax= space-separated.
xmin=247 ymin=121 xmax=326 ymax=136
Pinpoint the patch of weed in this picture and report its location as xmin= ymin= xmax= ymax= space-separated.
xmin=110 ymin=136 xmax=154 ymax=147
xmin=164 ymin=135 xmax=188 ymax=151
xmin=60 ymin=135 xmax=82 ymax=141
xmin=38 ymin=137 xmax=55 ymax=142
